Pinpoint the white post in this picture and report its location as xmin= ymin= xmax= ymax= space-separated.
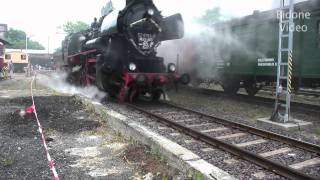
xmin=25 ymin=34 xmax=28 ymax=51
xmin=25 ymin=33 xmax=30 ymax=76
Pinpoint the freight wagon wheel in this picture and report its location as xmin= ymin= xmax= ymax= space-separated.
xmin=96 ymin=57 xmax=116 ymax=97
xmin=244 ymin=81 xmax=260 ymax=96
xmin=245 ymin=87 xmax=259 ymax=96
xmin=191 ymin=79 xmax=201 ymax=87
xmin=222 ymin=80 xmax=240 ymax=95
xmin=223 ymin=85 xmax=239 ymax=95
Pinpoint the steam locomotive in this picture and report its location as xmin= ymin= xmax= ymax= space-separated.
xmin=62 ymin=0 xmax=190 ymax=102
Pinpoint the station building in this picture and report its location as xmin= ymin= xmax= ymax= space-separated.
xmin=5 ymin=49 xmax=54 ymax=72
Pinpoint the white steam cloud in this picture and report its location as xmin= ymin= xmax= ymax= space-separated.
xmin=155 ymin=0 xmax=307 ymax=81
xmin=38 ymin=72 xmax=106 ymax=102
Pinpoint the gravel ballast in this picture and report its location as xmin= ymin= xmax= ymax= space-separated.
xmin=0 ymin=74 xmax=183 ymax=180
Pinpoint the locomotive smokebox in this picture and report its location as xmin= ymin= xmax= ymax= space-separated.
xmin=67 ymin=33 xmax=86 ymax=55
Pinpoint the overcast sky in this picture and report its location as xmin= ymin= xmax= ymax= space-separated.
xmin=0 ymin=0 xmax=306 ymax=52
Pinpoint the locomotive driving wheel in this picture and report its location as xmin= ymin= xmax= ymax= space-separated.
xmin=152 ymin=89 xmax=165 ymax=101
xmin=119 ymin=86 xmax=129 ymax=102
xmin=128 ymin=85 xmax=139 ymax=102
xmin=66 ymin=71 xmax=81 ymax=86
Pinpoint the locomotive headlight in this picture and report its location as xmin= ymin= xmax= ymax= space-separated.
xmin=129 ymin=62 xmax=137 ymax=72
xmin=147 ymin=9 xmax=154 ymax=16
xmin=168 ymin=63 xmax=176 ymax=73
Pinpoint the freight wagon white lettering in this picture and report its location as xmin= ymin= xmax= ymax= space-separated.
xmin=257 ymin=58 xmax=277 ymax=67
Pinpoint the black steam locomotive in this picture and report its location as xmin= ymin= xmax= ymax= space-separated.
xmin=62 ymin=0 xmax=189 ymax=102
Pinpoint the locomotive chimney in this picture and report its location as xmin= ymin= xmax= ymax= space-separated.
xmin=126 ymin=0 xmax=152 ymax=5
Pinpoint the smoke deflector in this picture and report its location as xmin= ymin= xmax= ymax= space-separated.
xmin=160 ymin=13 xmax=184 ymax=41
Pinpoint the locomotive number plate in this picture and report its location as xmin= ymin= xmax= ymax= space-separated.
xmin=137 ymin=33 xmax=156 ymax=50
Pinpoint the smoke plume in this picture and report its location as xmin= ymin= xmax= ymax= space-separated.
xmin=155 ymin=0 xmax=298 ymax=81
xmin=38 ymin=72 xmax=106 ymax=102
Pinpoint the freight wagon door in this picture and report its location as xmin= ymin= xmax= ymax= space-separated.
xmin=300 ymin=14 xmax=320 ymax=80
xmin=231 ymin=24 xmax=257 ymax=76
xmin=255 ymin=21 xmax=278 ymax=77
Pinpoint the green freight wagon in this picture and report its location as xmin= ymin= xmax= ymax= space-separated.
xmin=197 ymin=0 xmax=320 ymax=96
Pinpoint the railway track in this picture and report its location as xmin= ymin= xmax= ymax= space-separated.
xmin=127 ymin=101 xmax=320 ymax=180
xmin=262 ymin=87 xmax=320 ymax=98
xmin=187 ymin=87 xmax=320 ymax=114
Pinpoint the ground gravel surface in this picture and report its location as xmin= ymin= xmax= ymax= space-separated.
xmin=0 ymin=75 xmax=183 ymax=180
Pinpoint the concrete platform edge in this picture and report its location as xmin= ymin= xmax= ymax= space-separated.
xmin=78 ymin=96 xmax=236 ymax=180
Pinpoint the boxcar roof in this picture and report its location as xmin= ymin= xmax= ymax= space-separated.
xmin=213 ymin=0 xmax=320 ymax=29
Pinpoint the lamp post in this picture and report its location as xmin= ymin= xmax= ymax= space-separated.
xmin=25 ymin=35 xmax=27 ymax=52
xmin=25 ymin=33 xmax=34 ymax=52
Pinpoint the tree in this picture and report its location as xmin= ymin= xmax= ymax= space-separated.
xmin=53 ymin=47 xmax=62 ymax=54
xmin=197 ymin=7 xmax=222 ymax=26
xmin=61 ymin=21 xmax=89 ymax=34
xmin=4 ymin=28 xmax=45 ymax=50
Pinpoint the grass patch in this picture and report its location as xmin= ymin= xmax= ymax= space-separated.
xmin=83 ymin=102 xmax=96 ymax=114
xmin=51 ymin=90 xmax=65 ymax=96
xmin=45 ymin=128 xmax=56 ymax=136
xmin=315 ymin=128 xmax=320 ymax=138
xmin=1 ymin=157 xmax=14 ymax=167
xmin=83 ymin=124 xmax=109 ymax=136
xmin=149 ymin=148 xmax=167 ymax=163
xmin=100 ymin=131 xmax=126 ymax=146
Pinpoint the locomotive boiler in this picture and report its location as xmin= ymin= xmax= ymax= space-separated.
xmin=63 ymin=0 xmax=190 ymax=101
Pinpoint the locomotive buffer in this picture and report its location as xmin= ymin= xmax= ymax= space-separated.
xmin=259 ymin=0 xmax=313 ymax=130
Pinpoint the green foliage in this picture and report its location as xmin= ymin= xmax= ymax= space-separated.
xmin=162 ymin=176 xmax=168 ymax=180
xmin=4 ymin=28 xmax=45 ymax=50
xmin=62 ymin=21 xmax=89 ymax=35
xmin=53 ymin=47 xmax=62 ymax=54
xmin=196 ymin=172 xmax=203 ymax=180
xmin=1 ymin=157 xmax=14 ymax=167
xmin=197 ymin=7 xmax=222 ymax=26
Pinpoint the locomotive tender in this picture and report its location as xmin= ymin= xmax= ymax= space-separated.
xmin=191 ymin=0 xmax=320 ymax=96
xmin=63 ymin=0 xmax=189 ymax=101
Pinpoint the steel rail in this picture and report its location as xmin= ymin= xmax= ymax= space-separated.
xmin=262 ymin=87 xmax=320 ymax=97
xmin=162 ymin=101 xmax=320 ymax=154
xmin=127 ymin=103 xmax=316 ymax=180
xmin=186 ymin=87 xmax=320 ymax=114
